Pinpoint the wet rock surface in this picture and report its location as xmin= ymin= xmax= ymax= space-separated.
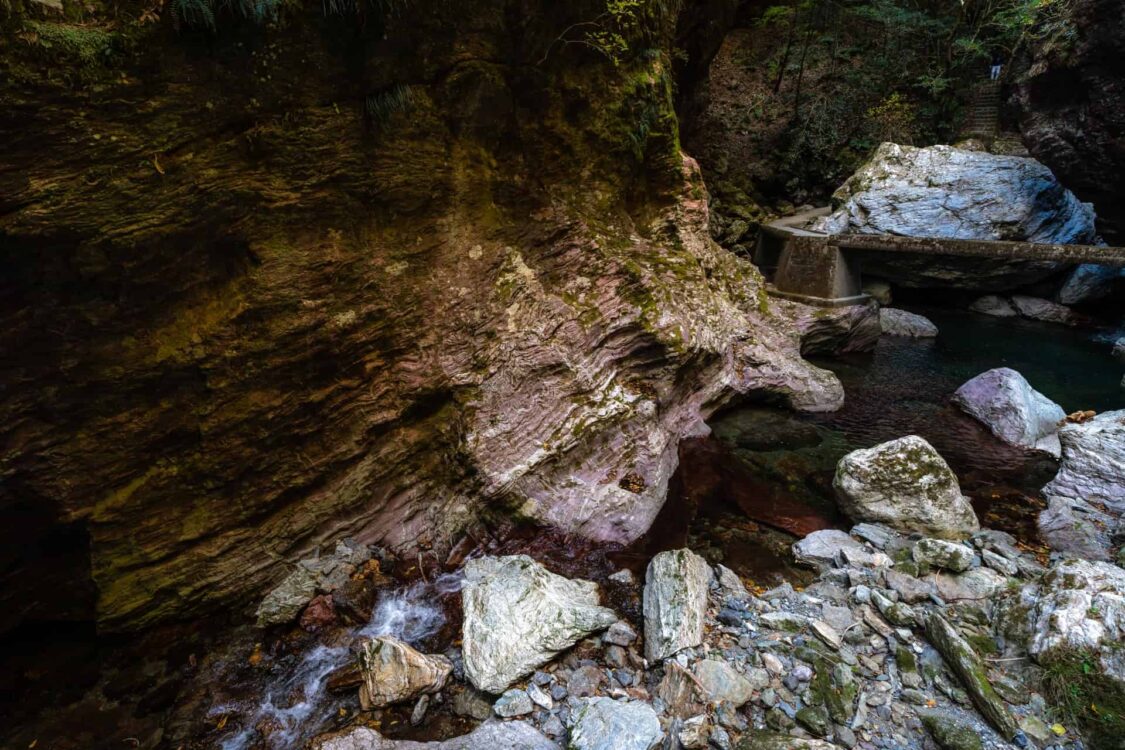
xmin=358 ymin=637 xmax=453 ymax=710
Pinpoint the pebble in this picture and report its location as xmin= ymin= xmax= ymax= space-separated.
xmin=528 ymin=682 xmax=553 ymax=710
xmin=603 ymin=621 xmax=637 ymax=647
xmin=494 ymin=688 xmax=533 ymax=717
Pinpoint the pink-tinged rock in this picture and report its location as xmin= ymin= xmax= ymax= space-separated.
xmin=299 ymin=594 xmax=338 ymax=632
xmin=952 ymin=367 xmax=1065 ymax=456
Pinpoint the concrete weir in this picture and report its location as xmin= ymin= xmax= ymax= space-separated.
xmin=755 ymin=207 xmax=1125 ymax=306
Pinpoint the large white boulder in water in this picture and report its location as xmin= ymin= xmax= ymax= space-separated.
xmin=460 ymin=555 xmax=617 ymax=694
xmin=643 ymin=549 xmax=712 ymax=661
xmin=816 ymin=143 xmax=1097 ymax=243
xmin=952 ymin=368 xmax=1065 ymax=456
xmin=833 ymin=436 xmax=979 ymax=540
xmin=814 ymin=143 xmax=1099 ymax=290
xmin=1016 ymin=559 xmax=1125 ymax=692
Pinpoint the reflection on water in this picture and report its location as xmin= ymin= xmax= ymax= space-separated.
xmin=699 ymin=308 xmax=1123 ymax=559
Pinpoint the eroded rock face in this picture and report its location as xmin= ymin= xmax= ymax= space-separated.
xmin=358 ymin=637 xmax=452 ymax=710
xmin=1043 ymin=410 xmax=1125 ymax=511
xmin=643 ymin=548 xmax=712 ymax=661
xmin=461 ymin=555 xmax=616 ymax=694
xmin=1018 ymin=559 xmax=1125 ymax=691
xmin=952 ymin=368 xmax=1065 ymax=457
xmin=1014 ymin=0 xmax=1125 ymax=243
xmin=1038 ymin=410 xmax=1125 ymax=559
xmin=0 ymin=2 xmax=843 ymax=632
xmin=833 ymin=436 xmax=979 ymax=540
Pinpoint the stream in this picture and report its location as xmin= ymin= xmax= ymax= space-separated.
xmin=1 ymin=306 xmax=1121 ymax=749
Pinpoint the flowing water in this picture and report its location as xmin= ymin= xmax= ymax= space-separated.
xmin=217 ymin=572 xmax=464 ymax=750
xmin=2 ymin=306 xmax=1121 ymax=748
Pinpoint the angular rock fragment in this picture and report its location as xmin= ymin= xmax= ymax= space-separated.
xmin=643 ymin=549 xmax=712 ymax=661
xmin=880 ymin=308 xmax=938 ymax=338
xmin=913 ymin=538 xmax=975 ymax=573
xmin=358 ymin=636 xmax=453 ymax=710
xmin=461 ymin=555 xmax=616 ymax=693
xmin=833 ymin=436 xmax=979 ymax=539
xmin=567 ymin=697 xmax=662 ymax=750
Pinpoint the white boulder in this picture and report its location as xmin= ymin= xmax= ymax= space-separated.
xmin=460 ymin=555 xmax=617 ymax=694
xmin=833 ymin=436 xmax=979 ymax=540
xmin=952 ymin=367 xmax=1065 ymax=456
xmin=568 ymin=698 xmax=663 ymax=750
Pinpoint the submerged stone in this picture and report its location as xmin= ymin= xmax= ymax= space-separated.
xmin=952 ymin=368 xmax=1065 ymax=456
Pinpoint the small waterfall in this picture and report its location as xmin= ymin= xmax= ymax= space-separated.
xmin=220 ymin=570 xmax=464 ymax=750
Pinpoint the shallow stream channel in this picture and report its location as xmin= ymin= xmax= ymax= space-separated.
xmin=1 ymin=306 xmax=1121 ymax=749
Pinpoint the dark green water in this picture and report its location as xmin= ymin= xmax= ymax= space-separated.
xmin=710 ymin=308 xmax=1123 ymax=548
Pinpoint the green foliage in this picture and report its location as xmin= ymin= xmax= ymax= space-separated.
xmin=865 ymin=93 xmax=917 ymax=145
xmin=1040 ymin=650 xmax=1125 ymax=748
xmin=365 ymin=84 xmax=415 ymax=130
xmin=24 ymin=21 xmax=120 ymax=66
xmin=543 ymin=0 xmax=683 ymax=66
xmin=169 ymin=0 xmax=216 ymax=29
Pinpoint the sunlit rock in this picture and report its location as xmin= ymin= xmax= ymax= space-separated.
xmin=357 ymin=636 xmax=452 ymax=710
xmin=643 ymin=548 xmax=712 ymax=661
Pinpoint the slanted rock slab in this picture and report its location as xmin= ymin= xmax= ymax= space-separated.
xmin=643 ymin=549 xmax=712 ymax=661
xmin=460 ymin=555 xmax=616 ymax=693
xmin=833 ymin=436 xmax=980 ymax=540
xmin=926 ymin=614 xmax=1019 ymax=740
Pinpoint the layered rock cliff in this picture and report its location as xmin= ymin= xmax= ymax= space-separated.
xmin=1015 ymin=0 xmax=1125 ymax=243
xmin=0 ymin=0 xmax=840 ymax=633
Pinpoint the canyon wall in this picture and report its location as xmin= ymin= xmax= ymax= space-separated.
xmin=0 ymin=0 xmax=839 ymax=633
xmin=1014 ymin=0 xmax=1125 ymax=244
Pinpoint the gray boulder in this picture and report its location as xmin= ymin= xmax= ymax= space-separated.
xmin=879 ymin=308 xmax=938 ymax=338
xmin=1058 ymin=264 xmax=1124 ymax=305
xmin=1043 ymin=410 xmax=1125 ymax=512
xmin=1037 ymin=496 xmax=1117 ymax=561
xmin=1011 ymin=295 xmax=1080 ymax=325
xmin=815 ymin=143 xmax=1097 ymax=244
xmin=568 ymin=697 xmax=663 ymax=750
xmin=969 ymin=295 xmax=1018 ymax=317
xmin=833 ymin=436 xmax=980 ymax=540
xmin=792 ymin=529 xmax=868 ymax=569
xmin=643 ymin=549 xmax=712 ymax=662
xmin=952 ymin=367 xmax=1065 ymax=456
xmin=693 ymin=658 xmax=755 ymax=706
xmin=1018 ymin=560 xmax=1125 ymax=692
xmin=311 ymin=720 xmax=558 ymax=750
xmin=912 ymin=538 xmax=974 ymax=573
xmin=460 ymin=555 xmax=617 ymax=693
xmin=1113 ymin=337 xmax=1125 ymax=363
xmin=358 ymin=637 xmax=453 ymax=710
